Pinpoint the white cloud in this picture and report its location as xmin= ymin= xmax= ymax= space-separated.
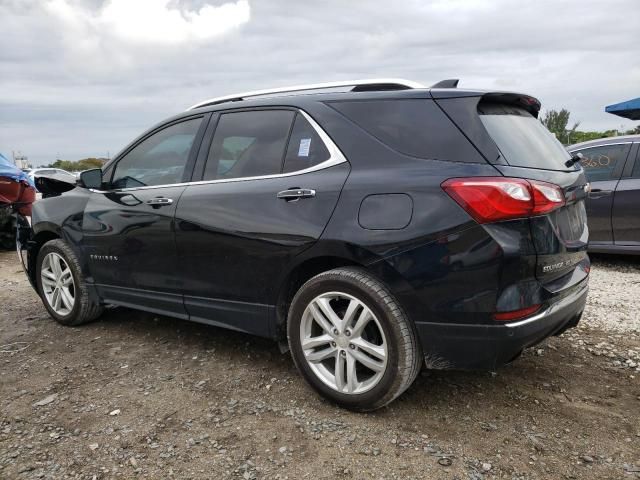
xmin=45 ymin=0 xmax=251 ymax=45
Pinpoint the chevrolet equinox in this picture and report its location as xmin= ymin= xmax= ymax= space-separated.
xmin=18 ymin=79 xmax=590 ymax=411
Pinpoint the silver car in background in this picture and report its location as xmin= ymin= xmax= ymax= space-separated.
xmin=24 ymin=168 xmax=77 ymax=184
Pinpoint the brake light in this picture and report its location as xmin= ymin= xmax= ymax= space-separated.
xmin=441 ymin=177 xmax=565 ymax=223
xmin=493 ymin=304 xmax=541 ymax=321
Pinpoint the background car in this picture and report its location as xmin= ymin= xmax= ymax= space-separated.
xmin=25 ymin=167 xmax=77 ymax=184
xmin=0 ymin=154 xmax=36 ymax=249
xmin=568 ymin=135 xmax=640 ymax=254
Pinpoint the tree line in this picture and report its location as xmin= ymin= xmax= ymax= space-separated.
xmin=540 ymin=109 xmax=639 ymax=146
xmin=45 ymin=158 xmax=107 ymax=171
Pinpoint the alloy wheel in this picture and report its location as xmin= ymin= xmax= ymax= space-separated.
xmin=300 ymin=291 xmax=388 ymax=394
xmin=40 ymin=252 xmax=75 ymax=316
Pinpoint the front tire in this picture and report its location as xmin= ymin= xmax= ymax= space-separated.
xmin=287 ymin=267 xmax=422 ymax=411
xmin=36 ymin=239 xmax=103 ymax=326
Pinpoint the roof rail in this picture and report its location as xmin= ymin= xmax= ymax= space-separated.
xmin=431 ymin=79 xmax=459 ymax=88
xmin=187 ymin=78 xmax=425 ymax=110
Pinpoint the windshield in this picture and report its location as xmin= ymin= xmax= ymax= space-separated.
xmin=479 ymin=103 xmax=573 ymax=171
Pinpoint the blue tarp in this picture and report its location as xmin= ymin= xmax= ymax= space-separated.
xmin=605 ymin=97 xmax=640 ymax=121
xmin=0 ymin=153 xmax=35 ymax=187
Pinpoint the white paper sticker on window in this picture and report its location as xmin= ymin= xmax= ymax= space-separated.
xmin=298 ymin=138 xmax=311 ymax=157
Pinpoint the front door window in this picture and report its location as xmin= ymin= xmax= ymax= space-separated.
xmin=111 ymin=118 xmax=202 ymax=189
xmin=574 ymin=144 xmax=631 ymax=182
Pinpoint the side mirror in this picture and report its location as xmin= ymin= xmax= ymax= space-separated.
xmin=79 ymin=169 xmax=103 ymax=189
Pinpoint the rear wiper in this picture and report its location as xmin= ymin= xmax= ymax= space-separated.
xmin=565 ymin=152 xmax=583 ymax=168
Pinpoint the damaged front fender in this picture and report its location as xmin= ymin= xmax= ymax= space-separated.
xmin=15 ymin=213 xmax=36 ymax=289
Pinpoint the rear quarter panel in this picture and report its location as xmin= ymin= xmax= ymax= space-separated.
xmin=308 ymin=101 xmax=513 ymax=325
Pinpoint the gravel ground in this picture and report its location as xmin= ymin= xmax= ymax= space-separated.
xmin=581 ymin=255 xmax=640 ymax=333
xmin=1 ymin=250 xmax=639 ymax=480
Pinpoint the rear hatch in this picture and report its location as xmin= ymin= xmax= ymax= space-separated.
xmin=436 ymin=93 xmax=589 ymax=292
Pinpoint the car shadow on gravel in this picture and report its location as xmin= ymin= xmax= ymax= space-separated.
xmin=94 ymin=305 xmax=586 ymax=416
xmin=96 ymin=305 xmax=292 ymax=373
xmin=97 ymin=305 xmax=280 ymax=352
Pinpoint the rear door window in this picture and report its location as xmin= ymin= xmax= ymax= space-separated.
xmin=282 ymin=113 xmax=330 ymax=173
xmin=572 ymin=143 xmax=631 ymax=182
xmin=203 ymin=110 xmax=295 ymax=181
xmin=478 ymin=103 xmax=572 ymax=171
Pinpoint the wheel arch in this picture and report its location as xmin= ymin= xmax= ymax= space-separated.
xmin=27 ymin=228 xmax=61 ymax=285
xmin=275 ymin=255 xmax=361 ymax=338
xmin=274 ymin=251 xmax=414 ymax=340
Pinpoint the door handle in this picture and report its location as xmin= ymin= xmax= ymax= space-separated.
xmin=588 ymin=189 xmax=612 ymax=199
xmin=146 ymin=197 xmax=174 ymax=206
xmin=277 ymin=188 xmax=316 ymax=201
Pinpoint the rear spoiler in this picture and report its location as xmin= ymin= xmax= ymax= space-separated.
xmin=431 ymin=89 xmax=541 ymax=117
xmin=480 ymin=92 xmax=541 ymax=118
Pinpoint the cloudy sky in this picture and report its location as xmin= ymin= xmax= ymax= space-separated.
xmin=1 ymin=0 xmax=639 ymax=166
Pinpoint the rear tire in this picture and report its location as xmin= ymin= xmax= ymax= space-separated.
xmin=36 ymin=239 xmax=103 ymax=326
xmin=287 ymin=267 xmax=422 ymax=411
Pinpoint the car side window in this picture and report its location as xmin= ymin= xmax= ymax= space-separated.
xmin=330 ymin=99 xmax=484 ymax=163
xmin=574 ymin=143 xmax=631 ymax=182
xmin=102 ymin=164 xmax=113 ymax=182
xmin=631 ymin=145 xmax=640 ymax=178
xmin=111 ymin=117 xmax=202 ymax=189
xmin=203 ymin=110 xmax=295 ymax=181
xmin=282 ymin=113 xmax=331 ymax=173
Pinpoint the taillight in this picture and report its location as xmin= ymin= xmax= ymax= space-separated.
xmin=441 ymin=177 xmax=565 ymax=224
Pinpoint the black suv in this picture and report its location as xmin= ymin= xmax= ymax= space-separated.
xmin=19 ymin=79 xmax=590 ymax=410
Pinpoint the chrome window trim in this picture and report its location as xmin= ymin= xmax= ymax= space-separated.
xmin=89 ymin=109 xmax=347 ymax=194
xmin=569 ymin=141 xmax=634 ymax=153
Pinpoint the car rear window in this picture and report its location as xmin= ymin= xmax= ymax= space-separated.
xmin=478 ymin=103 xmax=573 ymax=171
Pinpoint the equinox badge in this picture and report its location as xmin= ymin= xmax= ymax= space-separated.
xmin=90 ymin=254 xmax=119 ymax=261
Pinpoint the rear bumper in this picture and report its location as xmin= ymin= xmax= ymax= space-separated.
xmin=415 ymin=279 xmax=588 ymax=370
